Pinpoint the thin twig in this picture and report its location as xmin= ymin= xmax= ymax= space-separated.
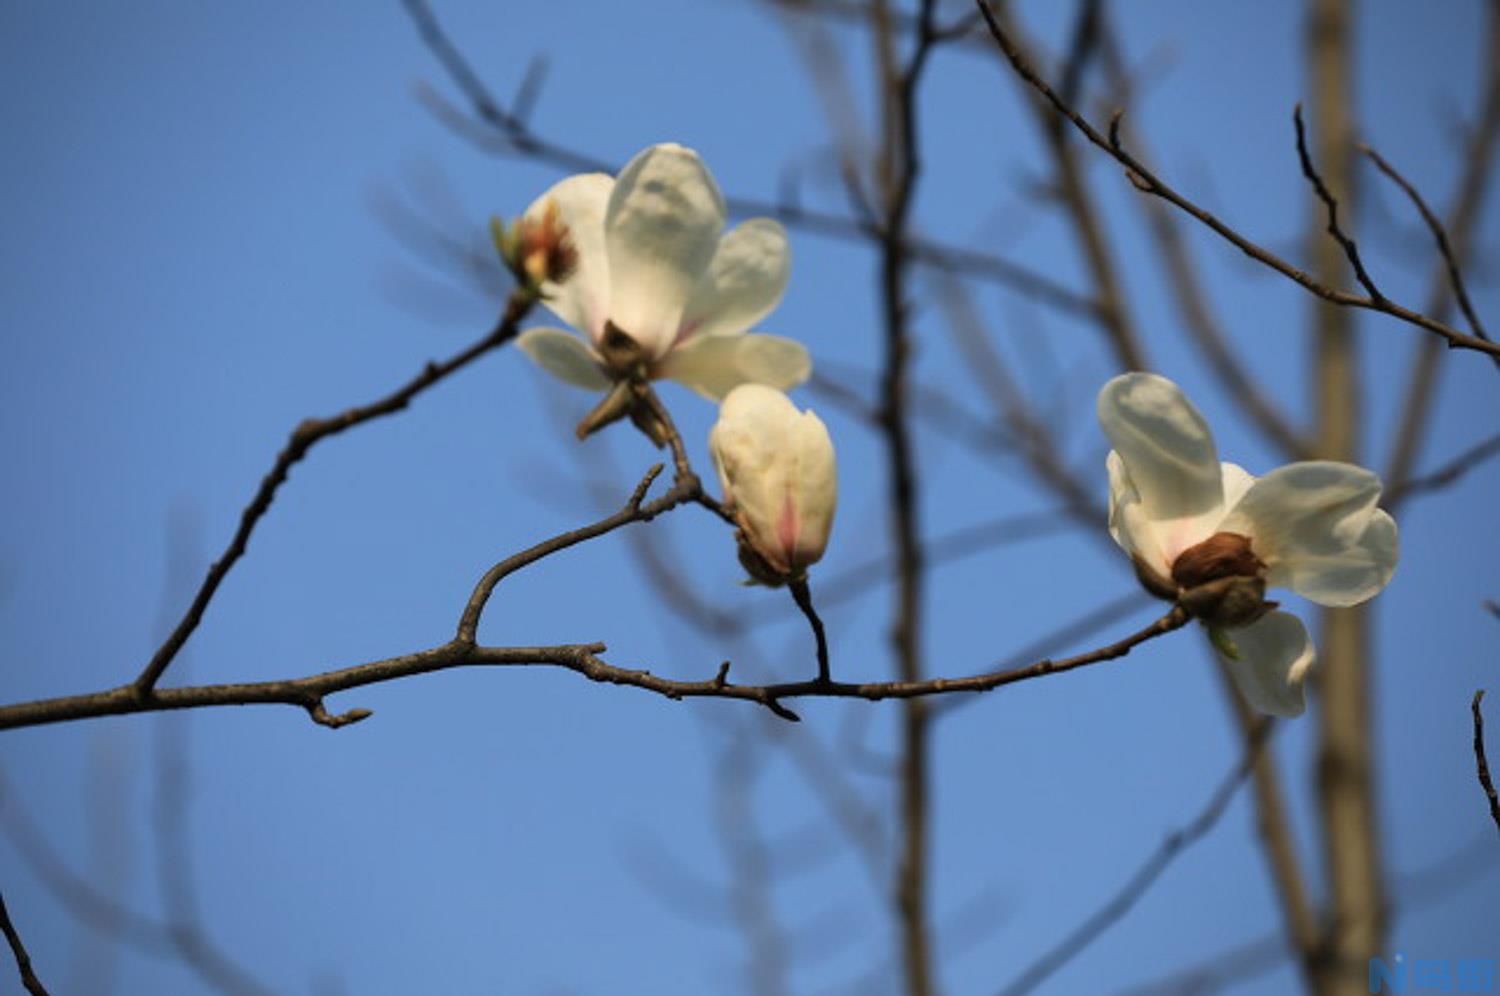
xmin=789 ymin=578 xmax=833 ymax=683
xmin=0 ymin=891 xmax=48 ymax=996
xmin=1385 ymin=0 xmax=1500 ymax=489
xmin=932 ymin=591 xmax=1155 ymax=720
xmin=1095 ymin=18 xmax=1310 ymax=459
xmin=1292 ymin=103 xmax=1384 ymax=302
xmin=971 ymin=0 xmax=1500 ymax=361
xmin=996 ymin=718 xmax=1276 ymax=996
xmin=457 ymin=463 xmax=669 ymax=643
xmin=994 ymin=1 xmax=1146 ymax=371
xmin=1475 ymin=690 xmax=1500 ymax=836
xmin=400 ymin=0 xmax=1104 ymax=319
xmin=1386 ymin=431 xmax=1500 ymax=509
xmin=1360 ymin=143 xmax=1492 ymax=347
xmin=135 ymin=289 xmax=536 ymax=694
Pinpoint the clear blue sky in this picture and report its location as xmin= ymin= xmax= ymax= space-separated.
xmin=1 ymin=2 xmax=1496 ymax=994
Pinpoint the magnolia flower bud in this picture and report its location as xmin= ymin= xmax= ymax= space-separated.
xmin=492 ymin=199 xmax=579 ymax=290
xmin=1171 ymin=531 xmax=1274 ymax=627
xmin=709 ymin=384 xmax=836 ymax=583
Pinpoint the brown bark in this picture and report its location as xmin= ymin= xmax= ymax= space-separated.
xmin=1306 ymin=1 xmax=1385 ymax=991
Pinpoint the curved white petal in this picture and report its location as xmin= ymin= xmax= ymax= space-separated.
xmin=787 ymin=404 xmax=837 ymax=568
xmin=1097 ymin=373 xmax=1225 ymax=521
xmin=1220 ymin=461 xmax=1256 ymax=511
xmin=656 ymin=332 xmax=811 ymax=401
xmin=1218 ymin=461 xmax=1398 ymax=606
xmin=677 ymin=219 xmax=791 ymax=343
xmin=604 ymin=144 xmax=726 ymax=358
xmin=1106 ymin=450 xmax=1166 ymax=570
xmin=515 ymin=327 xmax=611 ymax=391
xmin=1218 ymin=611 xmax=1316 ymax=718
xmin=522 ymin=173 xmax=613 ymax=342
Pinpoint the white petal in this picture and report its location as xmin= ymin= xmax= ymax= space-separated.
xmin=1106 ymin=450 xmax=1166 ymax=570
xmin=1097 ymin=373 xmax=1225 ymax=521
xmin=515 ymin=327 xmax=611 ymax=391
xmin=522 ymin=173 xmax=613 ymax=342
xmin=1218 ymin=612 xmax=1316 ymax=718
xmin=604 ymin=144 xmax=726 ymax=358
xmin=1218 ymin=462 xmax=1398 ymax=607
xmin=787 ymin=405 xmax=837 ymax=567
xmin=676 ymin=219 xmax=791 ymax=343
xmin=1220 ymin=461 xmax=1256 ymax=511
xmin=656 ymin=333 xmax=811 ymax=401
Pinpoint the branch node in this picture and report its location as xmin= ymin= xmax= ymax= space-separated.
xmin=764 ymin=697 xmax=801 ymax=722
xmin=629 ymin=464 xmax=665 ymax=510
xmin=307 ymin=701 xmax=374 ymax=730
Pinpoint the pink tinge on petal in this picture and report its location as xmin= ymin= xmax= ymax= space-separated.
xmin=1157 ymin=517 xmax=1217 ymax=570
xmin=776 ymin=489 xmax=801 ymax=567
xmin=668 ymin=317 xmax=703 ymax=352
xmin=584 ymin=300 xmax=608 ymax=345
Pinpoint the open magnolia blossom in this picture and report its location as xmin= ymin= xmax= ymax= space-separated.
xmin=710 ymin=384 xmax=837 ymax=584
xmin=513 ymin=143 xmax=811 ymax=401
xmin=1098 ymin=373 xmax=1398 ymax=717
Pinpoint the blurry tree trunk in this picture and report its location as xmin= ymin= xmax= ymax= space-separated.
xmin=1306 ymin=0 xmax=1386 ymax=991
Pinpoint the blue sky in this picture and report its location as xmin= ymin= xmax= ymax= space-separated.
xmin=1 ymin=1 xmax=1496 ymax=994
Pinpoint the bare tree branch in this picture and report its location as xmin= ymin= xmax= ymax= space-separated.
xmin=401 ymin=0 xmax=1104 ymax=319
xmin=1360 ymin=144 xmax=1492 ymax=349
xmin=1475 ymin=690 xmax=1500 ymax=836
xmin=1293 ymin=103 xmax=1384 ymax=303
xmin=972 ymin=0 xmax=1500 ymax=361
xmin=1384 ymin=0 xmax=1500 ymax=489
xmin=135 ymin=288 xmax=537 ymax=695
xmin=992 ymin=0 xmax=1147 ymax=371
xmin=0 ymin=608 xmax=1190 ymax=732
xmin=0 ymin=891 xmax=48 ymax=996
xmin=1304 ymin=4 xmax=1389 ymax=991
xmin=1386 ymin=431 xmax=1500 ymax=509
xmin=1094 ymin=17 xmax=1311 ymax=459
xmin=869 ymin=1 xmax=942 ymax=989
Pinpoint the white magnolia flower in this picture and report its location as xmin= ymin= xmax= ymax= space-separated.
xmin=514 ymin=143 xmax=811 ymax=401
xmin=710 ymin=384 xmax=837 ymax=582
xmin=1098 ymin=373 xmax=1398 ymax=717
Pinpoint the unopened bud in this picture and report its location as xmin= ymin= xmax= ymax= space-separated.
xmin=496 ymin=198 xmax=578 ymax=289
xmin=710 ymin=385 xmax=837 ymax=584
